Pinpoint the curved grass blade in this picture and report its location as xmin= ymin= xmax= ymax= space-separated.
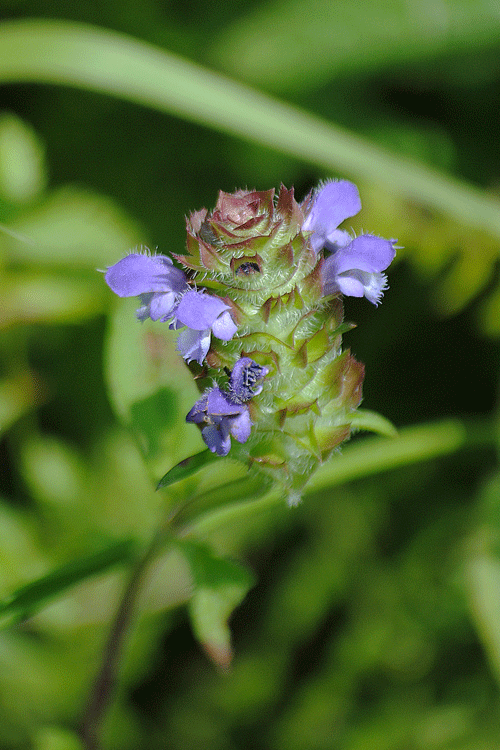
xmin=0 ymin=20 xmax=499 ymax=240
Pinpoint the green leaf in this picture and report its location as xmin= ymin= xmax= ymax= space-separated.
xmin=464 ymin=469 xmax=500 ymax=686
xmin=309 ymin=418 xmax=491 ymax=492
xmin=0 ymin=372 xmax=40 ymax=436
xmin=156 ymin=449 xmax=223 ymax=490
xmin=3 ymin=186 xmax=142 ymax=269
xmin=479 ymin=282 xmax=500 ymax=337
xmin=0 ymin=19 xmax=499 ymax=243
xmin=0 ymin=271 xmax=106 ymax=327
xmin=0 ymin=539 xmax=135 ymax=627
xmin=466 ymin=555 xmax=500 ymax=686
xmin=32 ymin=726 xmax=84 ymax=750
xmin=105 ymin=300 xmax=203 ymax=479
xmin=0 ymin=112 xmax=46 ymax=204
xmin=350 ymin=408 xmax=398 ymax=437
xmin=186 ymin=418 xmax=494 ymax=538
xmin=181 ymin=540 xmax=255 ymax=669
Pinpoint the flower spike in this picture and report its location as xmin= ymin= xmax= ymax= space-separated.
xmin=105 ymin=181 xmax=397 ymax=502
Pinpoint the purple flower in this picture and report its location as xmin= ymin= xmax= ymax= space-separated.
xmin=302 ymin=180 xmax=396 ymax=304
xmin=302 ymin=180 xmax=361 ymax=253
xmin=322 ymin=234 xmax=396 ymax=305
xmin=105 ymin=252 xmax=187 ymax=321
xmin=174 ymin=289 xmax=238 ymax=365
xmin=186 ymin=387 xmax=252 ymax=456
xmin=105 ymin=253 xmax=238 ymax=364
xmin=228 ymin=357 xmax=269 ymax=402
xmin=186 ymin=357 xmax=268 ymax=455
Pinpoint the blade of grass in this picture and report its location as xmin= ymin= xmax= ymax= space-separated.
xmin=0 ymin=20 xmax=500 ymax=240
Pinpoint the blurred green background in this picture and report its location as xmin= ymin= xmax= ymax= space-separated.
xmin=0 ymin=1 xmax=500 ymax=748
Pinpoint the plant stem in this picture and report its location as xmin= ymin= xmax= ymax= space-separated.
xmin=78 ymin=521 xmax=172 ymax=750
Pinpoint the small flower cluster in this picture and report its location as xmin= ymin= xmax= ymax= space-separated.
xmin=186 ymin=358 xmax=269 ymax=456
xmin=302 ymin=181 xmax=395 ymax=304
xmin=105 ymin=254 xmax=237 ymax=364
xmin=105 ymin=180 xmax=396 ymax=498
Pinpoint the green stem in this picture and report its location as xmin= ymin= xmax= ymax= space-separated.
xmin=78 ymin=516 xmax=175 ymax=750
xmin=77 ymin=417 xmax=494 ymax=747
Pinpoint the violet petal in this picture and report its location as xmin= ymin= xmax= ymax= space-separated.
xmin=207 ymin=387 xmax=243 ymax=416
xmin=333 ymin=274 xmax=365 ymax=298
xmin=324 ymin=229 xmax=352 ymax=251
xmin=176 ymin=327 xmax=211 ymax=364
xmin=302 ymin=180 xmax=361 ymax=252
xmin=105 ymin=253 xmax=186 ymax=297
xmin=211 ymin=310 xmax=238 ymax=341
xmin=333 ymin=235 xmax=396 ymax=275
xmin=186 ymin=394 xmax=209 ymax=424
xmin=147 ymin=291 xmax=179 ymax=321
xmin=325 ymin=267 xmax=389 ymax=306
xmin=175 ymin=290 xmax=230 ymax=330
xmin=341 ymin=271 xmax=388 ymax=306
xmin=202 ymin=423 xmax=231 ymax=456
xmin=230 ymin=409 xmax=252 ymax=444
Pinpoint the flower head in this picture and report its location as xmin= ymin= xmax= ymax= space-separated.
xmin=106 ymin=181 xmax=397 ymax=502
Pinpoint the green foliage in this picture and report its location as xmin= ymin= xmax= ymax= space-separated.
xmin=211 ymin=0 xmax=500 ymax=94
xmin=0 ymin=1 xmax=498 ymax=748
xmin=182 ymin=540 xmax=256 ymax=669
xmin=2 ymin=19 xmax=500 ymax=327
xmin=0 ymin=19 xmax=499 ymax=242
xmin=105 ymin=299 xmax=202 ymax=479
xmin=0 ymin=539 xmax=135 ymax=627
xmin=156 ymin=449 xmax=223 ymax=490
xmin=0 ymin=371 xmax=38 ymax=435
